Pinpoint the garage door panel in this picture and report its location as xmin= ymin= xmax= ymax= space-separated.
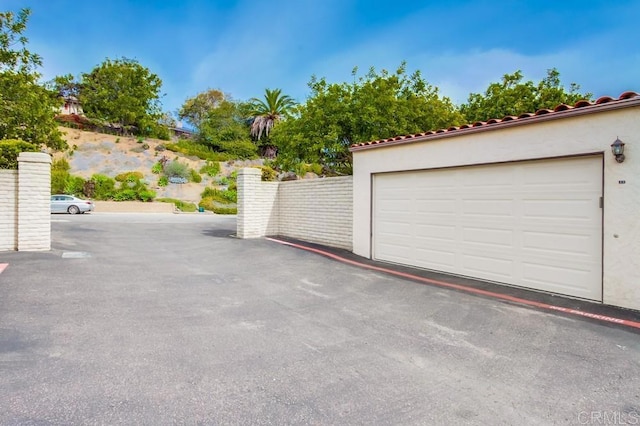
xmin=415 ymin=224 xmax=456 ymax=241
xmin=415 ymin=199 xmax=456 ymax=213
xmin=523 ymin=231 xmax=594 ymax=255
xmin=376 ymin=242 xmax=413 ymax=262
xmin=462 ymin=227 xmax=514 ymax=247
xmin=414 ymin=248 xmax=456 ymax=269
xmin=523 ymin=199 xmax=597 ymax=219
xmin=461 ymin=254 xmax=514 ymax=279
xmin=462 ymin=199 xmax=514 ymax=216
xmin=373 ymin=156 xmax=603 ymax=301
xmin=521 ymin=261 xmax=599 ymax=299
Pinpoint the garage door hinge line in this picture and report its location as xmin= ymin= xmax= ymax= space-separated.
xmin=265 ymin=238 xmax=640 ymax=331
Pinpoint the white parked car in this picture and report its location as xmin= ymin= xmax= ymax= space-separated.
xmin=51 ymin=194 xmax=94 ymax=214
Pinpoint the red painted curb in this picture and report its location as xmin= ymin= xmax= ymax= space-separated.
xmin=266 ymin=238 xmax=640 ymax=331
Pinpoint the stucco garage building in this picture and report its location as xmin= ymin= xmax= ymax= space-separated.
xmin=350 ymin=92 xmax=640 ymax=311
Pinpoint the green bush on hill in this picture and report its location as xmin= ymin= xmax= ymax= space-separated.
xmin=164 ymin=160 xmax=190 ymax=178
xmin=199 ymin=161 xmax=220 ymax=177
xmin=201 ymin=187 xmax=237 ymax=203
xmin=165 ymin=140 xmax=232 ymax=162
xmin=0 ymin=139 xmax=39 ymax=169
xmin=189 ymin=169 xmax=202 ymax=183
xmin=198 ymin=197 xmax=237 ymax=215
xmin=115 ymin=171 xmax=144 ymax=182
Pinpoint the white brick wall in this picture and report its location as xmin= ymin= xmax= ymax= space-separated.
xmin=277 ymin=177 xmax=353 ymax=250
xmin=0 ymin=170 xmax=18 ymax=250
xmin=0 ymin=152 xmax=51 ymax=252
xmin=237 ymin=168 xmax=353 ymax=250
xmin=237 ymin=168 xmax=279 ymax=238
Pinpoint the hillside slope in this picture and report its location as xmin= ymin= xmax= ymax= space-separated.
xmin=54 ymin=127 xmax=260 ymax=203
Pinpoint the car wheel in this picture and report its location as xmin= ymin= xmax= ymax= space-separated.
xmin=67 ymin=205 xmax=80 ymax=214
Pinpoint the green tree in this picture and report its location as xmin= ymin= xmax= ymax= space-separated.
xmin=460 ymin=69 xmax=591 ymax=123
xmin=49 ymin=73 xmax=81 ymax=99
xmin=270 ymin=63 xmax=463 ymax=173
xmin=178 ymin=89 xmax=225 ymax=129
xmin=0 ymin=8 xmax=65 ymax=151
xmin=198 ymin=99 xmax=257 ymax=158
xmin=247 ymin=88 xmax=296 ymax=140
xmin=80 ymin=57 xmax=163 ymax=132
xmin=178 ymin=88 xmax=256 ymax=159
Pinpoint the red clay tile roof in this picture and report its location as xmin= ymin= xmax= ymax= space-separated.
xmin=350 ymin=91 xmax=640 ymax=151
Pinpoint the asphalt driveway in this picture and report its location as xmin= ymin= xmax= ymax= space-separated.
xmin=1 ymin=213 xmax=639 ymax=424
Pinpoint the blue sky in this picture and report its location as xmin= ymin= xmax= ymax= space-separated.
xmin=5 ymin=0 xmax=640 ymax=117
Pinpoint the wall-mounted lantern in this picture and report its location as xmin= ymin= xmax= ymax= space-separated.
xmin=611 ymin=137 xmax=626 ymax=163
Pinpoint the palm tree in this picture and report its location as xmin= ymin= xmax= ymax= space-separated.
xmin=247 ymin=88 xmax=295 ymax=140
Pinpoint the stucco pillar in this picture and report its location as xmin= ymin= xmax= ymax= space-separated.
xmin=17 ymin=152 xmax=52 ymax=251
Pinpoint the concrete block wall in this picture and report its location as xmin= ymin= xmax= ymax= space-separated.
xmin=277 ymin=177 xmax=353 ymax=250
xmin=0 ymin=152 xmax=51 ymax=251
xmin=0 ymin=170 xmax=18 ymax=250
xmin=237 ymin=168 xmax=353 ymax=250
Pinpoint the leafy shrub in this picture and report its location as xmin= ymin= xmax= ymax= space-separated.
xmin=228 ymin=181 xmax=237 ymax=192
xmin=198 ymin=197 xmax=237 ymax=214
xmin=210 ymin=139 xmax=258 ymax=159
xmin=164 ymin=160 xmax=189 ymax=178
xmin=201 ymin=187 xmax=237 ymax=203
xmin=51 ymin=169 xmax=70 ymax=194
xmin=64 ymin=176 xmax=86 ymax=196
xmin=113 ymin=189 xmax=137 ymax=201
xmin=165 ymin=141 xmax=232 ymax=162
xmin=142 ymin=143 xmax=150 ymax=150
xmin=216 ymin=176 xmax=230 ymax=186
xmin=199 ymin=161 xmax=220 ymax=177
xmin=137 ymin=189 xmax=156 ymax=202
xmin=0 ymin=139 xmax=38 ymax=169
xmin=115 ymin=171 xmax=144 ymax=182
xmin=90 ymin=174 xmax=116 ymax=200
xmin=259 ymin=165 xmax=277 ymax=181
xmin=52 ymin=157 xmax=71 ymax=171
xmin=151 ymin=162 xmax=163 ymax=174
xmin=189 ymin=169 xmax=202 ymax=183
xmin=157 ymin=198 xmax=197 ymax=212
xmin=155 ymin=144 xmax=165 ymax=152
xmin=137 ymin=136 xmax=144 ymax=144
xmin=308 ymin=163 xmax=323 ymax=175
xmin=158 ymin=176 xmax=168 ymax=186
xmin=293 ymin=162 xmax=324 ymax=177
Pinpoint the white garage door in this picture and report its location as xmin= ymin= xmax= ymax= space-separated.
xmin=373 ymin=156 xmax=603 ymax=301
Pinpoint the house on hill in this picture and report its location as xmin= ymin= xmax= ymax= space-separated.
xmin=59 ymin=96 xmax=83 ymax=116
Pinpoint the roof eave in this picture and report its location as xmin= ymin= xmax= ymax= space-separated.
xmin=350 ymin=96 xmax=640 ymax=153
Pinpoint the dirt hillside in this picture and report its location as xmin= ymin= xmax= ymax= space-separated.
xmin=54 ymin=127 xmax=261 ymax=203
